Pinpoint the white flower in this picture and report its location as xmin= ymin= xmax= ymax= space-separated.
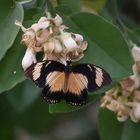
xmin=36 ymin=29 xmax=50 ymax=46
xmin=129 ymin=46 xmax=140 ymax=89
xmin=131 ymin=46 xmax=140 ymax=62
xmin=31 ymin=21 xmax=50 ymax=32
xmin=72 ymin=33 xmax=83 ymax=42
xmin=38 ymin=17 xmax=48 ymax=23
xmin=54 ymin=14 xmax=63 ymax=26
xmin=61 ymin=33 xmax=78 ymax=51
xmin=43 ymin=40 xmax=55 ymax=60
xmin=130 ymin=102 xmax=140 ymax=122
xmin=54 ymin=39 xmax=63 ymax=53
xmin=117 ymin=111 xmax=128 ymax=122
xmin=22 ymin=48 xmax=36 ymax=70
xmin=130 ymin=64 xmax=140 ymax=89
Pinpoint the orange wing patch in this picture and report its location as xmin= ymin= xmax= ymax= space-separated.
xmin=66 ymin=73 xmax=88 ymax=95
xmin=46 ymin=72 xmax=65 ymax=92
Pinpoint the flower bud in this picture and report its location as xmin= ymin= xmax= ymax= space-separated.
xmin=131 ymin=46 xmax=140 ymax=62
xmin=117 ymin=112 xmax=128 ymax=122
xmin=61 ymin=33 xmax=78 ymax=51
xmin=22 ymin=48 xmax=36 ymax=70
xmin=73 ymin=33 xmax=83 ymax=42
xmin=54 ymin=39 xmax=63 ymax=53
xmin=130 ymin=103 xmax=140 ymax=123
xmin=54 ymin=14 xmax=63 ymax=26
xmin=31 ymin=21 xmax=50 ymax=32
xmin=38 ymin=17 xmax=48 ymax=23
xmin=133 ymin=103 xmax=140 ymax=119
xmin=36 ymin=29 xmax=50 ymax=46
xmin=130 ymin=64 xmax=140 ymax=89
xmin=43 ymin=40 xmax=55 ymax=55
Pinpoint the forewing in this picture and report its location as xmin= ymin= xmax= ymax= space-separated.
xmin=72 ymin=64 xmax=112 ymax=92
xmin=25 ymin=60 xmax=65 ymax=88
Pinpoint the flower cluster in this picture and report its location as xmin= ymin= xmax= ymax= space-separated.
xmin=101 ymin=45 xmax=140 ymax=122
xmin=15 ymin=14 xmax=88 ymax=70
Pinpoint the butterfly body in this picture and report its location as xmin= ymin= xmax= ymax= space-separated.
xmin=25 ymin=60 xmax=111 ymax=106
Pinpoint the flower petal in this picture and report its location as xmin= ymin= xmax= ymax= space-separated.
xmin=22 ymin=48 xmax=36 ymax=70
xmin=38 ymin=17 xmax=48 ymax=23
xmin=131 ymin=46 xmax=140 ymax=62
xmin=54 ymin=14 xmax=63 ymax=26
xmin=61 ymin=33 xmax=78 ymax=51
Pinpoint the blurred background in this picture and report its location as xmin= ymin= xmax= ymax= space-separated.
xmin=1 ymin=0 xmax=140 ymax=140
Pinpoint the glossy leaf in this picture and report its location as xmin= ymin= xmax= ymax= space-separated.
xmin=0 ymin=33 xmax=25 ymax=93
xmin=83 ymin=0 xmax=107 ymax=12
xmin=14 ymin=97 xmax=54 ymax=134
xmin=0 ymin=2 xmax=24 ymax=60
xmin=6 ymin=80 xmax=40 ymax=112
xmin=98 ymin=109 xmax=140 ymax=140
xmin=0 ymin=94 xmax=15 ymax=140
xmin=57 ymin=0 xmax=83 ymax=13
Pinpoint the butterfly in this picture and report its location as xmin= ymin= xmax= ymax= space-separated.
xmin=25 ymin=60 xmax=111 ymax=106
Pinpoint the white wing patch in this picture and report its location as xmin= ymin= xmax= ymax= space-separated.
xmin=32 ymin=62 xmax=44 ymax=80
xmin=94 ymin=66 xmax=103 ymax=87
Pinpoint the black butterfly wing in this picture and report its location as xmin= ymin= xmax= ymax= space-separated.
xmin=72 ymin=64 xmax=112 ymax=92
xmin=25 ymin=60 xmax=65 ymax=103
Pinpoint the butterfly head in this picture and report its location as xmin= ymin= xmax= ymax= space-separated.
xmin=65 ymin=60 xmax=72 ymax=73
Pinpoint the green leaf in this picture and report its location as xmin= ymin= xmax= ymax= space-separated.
xmin=49 ymin=12 xmax=133 ymax=113
xmin=98 ymin=109 xmax=123 ymax=140
xmin=83 ymin=0 xmax=107 ymax=12
xmin=0 ymin=32 xmax=25 ymax=93
xmin=55 ymin=5 xmax=73 ymax=17
xmin=0 ymin=2 xmax=24 ymax=60
xmin=14 ymin=97 xmax=53 ymax=134
xmin=6 ymin=80 xmax=40 ymax=112
xmin=0 ymin=95 xmax=15 ymax=140
xmin=57 ymin=0 xmax=83 ymax=13
xmin=98 ymin=109 xmax=140 ymax=140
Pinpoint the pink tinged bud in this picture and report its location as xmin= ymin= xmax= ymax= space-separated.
xmin=22 ymin=48 xmax=36 ymax=70
xmin=81 ymin=41 xmax=88 ymax=50
xmin=43 ymin=41 xmax=54 ymax=60
xmin=36 ymin=29 xmax=50 ymax=46
xmin=117 ymin=113 xmax=128 ymax=122
xmin=23 ymin=30 xmax=35 ymax=38
xmin=131 ymin=46 xmax=140 ymax=62
xmin=133 ymin=103 xmax=140 ymax=119
xmin=54 ymin=14 xmax=63 ymax=26
xmin=130 ymin=64 xmax=140 ymax=89
xmin=38 ymin=17 xmax=48 ymax=23
xmin=54 ymin=40 xmax=63 ymax=53
xmin=43 ymin=41 xmax=55 ymax=55
xmin=31 ymin=21 xmax=50 ymax=32
xmin=130 ymin=111 xmax=139 ymax=122
xmin=61 ymin=33 xmax=78 ymax=51
xmin=73 ymin=33 xmax=83 ymax=42
xmin=130 ymin=103 xmax=140 ymax=123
